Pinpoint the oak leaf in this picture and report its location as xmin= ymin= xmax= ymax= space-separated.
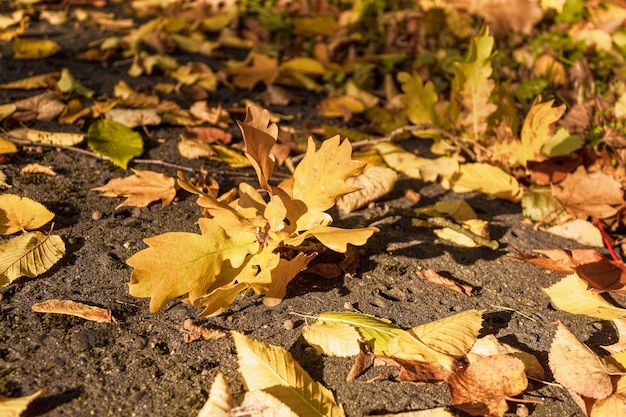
xmin=32 ymin=299 xmax=114 ymax=323
xmin=232 ymin=331 xmax=345 ymax=417
xmin=447 ymin=354 xmax=527 ymax=417
xmin=92 ymin=169 xmax=176 ymax=209
xmin=127 ymin=218 xmax=259 ymax=312
xmin=549 ymin=321 xmax=613 ymax=400
xmin=237 ymin=106 xmax=278 ymax=191
xmin=264 ymin=253 xmax=316 ymax=306
xmin=0 ymin=194 xmax=54 ymax=235
xmin=0 ymin=232 xmax=65 ymax=285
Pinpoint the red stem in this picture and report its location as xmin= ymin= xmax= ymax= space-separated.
xmin=595 ymin=218 xmax=622 ymax=262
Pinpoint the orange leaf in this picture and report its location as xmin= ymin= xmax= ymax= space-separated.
xmin=416 ymin=269 xmax=473 ymax=296
xmin=32 ymin=299 xmax=114 ymax=323
xmin=91 ymin=169 xmax=176 ymax=209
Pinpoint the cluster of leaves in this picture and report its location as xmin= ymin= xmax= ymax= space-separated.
xmin=127 ymin=107 xmax=378 ymax=315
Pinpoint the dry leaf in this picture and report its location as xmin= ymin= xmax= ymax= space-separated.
xmin=183 ymin=126 xmax=232 ymax=144
xmin=178 ymin=139 xmax=216 ymax=159
xmin=546 ymin=219 xmax=604 ymax=247
xmin=433 ymin=219 xmax=490 ymax=248
xmin=197 ymin=372 xmax=235 ymax=417
xmin=416 ymin=269 xmax=473 ymax=296
xmin=13 ymin=92 xmax=66 ymax=121
xmin=449 ymin=163 xmax=523 ymax=202
xmin=336 ymin=166 xmax=397 ymax=214
xmin=552 ymin=166 xmax=626 ymax=219
xmin=0 ymin=388 xmax=46 ymax=417
xmin=0 ymin=194 xmax=54 ymax=235
xmin=603 ymin=318 xmax=626 ymax=354
xmin=105 ymin=108 xmax=161 ymax=128
xmin=371 ymin=407 xmax=459 ymax=417
xmin=20 ymin=164 xmax=57 ymax=176
xmin=182 ymin=319 xmax=228 ymax=343
xmin=375 ymin=356 xmax=453 ymax=383
xmin=225 ymin=53 xmax=280 ymax=89
xmin=448 ymin=354 xmax=528 ymax=417
xmin=467 ymin=335 xmax=545 ymax=380
xmin=91 ymin=169 xmax=176 ymax=209
xmin=0 ymin=232 xmax=65 ymax=285
xmin=8 ymin=127 xmax=84 ymax=146
xmin=590 ymin=375 xmax=626 ymax=417
xmin=549 ymin=321 xmax=613 ymax=400
xmin=32 ymin=299 xmax=114 ymax=323
xmin=13 ymin=38 xmax=61 ymax=59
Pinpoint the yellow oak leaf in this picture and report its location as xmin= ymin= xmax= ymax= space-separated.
xmin=91 ymin=169 xmax=176 ymax=209
xmin=0 ymin=194 xmax=54 ymax=235
xmin=237 ymin=106 xmax=278 ymax=191
xmin=292 ymin=136 xmax=366 ymax=229
xmin=283 ymin=225 xmax=378 ymax=253
xmin=264 ymin=253 xmax=316 ymax=307
xmin=127 ymin=218 xmax=259 ymax=312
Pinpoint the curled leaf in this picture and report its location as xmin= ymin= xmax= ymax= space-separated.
xmin=32 ymin=299 xmax=114 ymax=323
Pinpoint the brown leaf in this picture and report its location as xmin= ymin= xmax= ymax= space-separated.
xmin=575 ymin=259 xmax=626 ymax=294
xmin=549 ymin=321 xmax=613 ymax=400
xmin=416 ymin=269 xmax=473 ymax=296
xmin=182 ymin=319 xmax=228 ymax=343
xmin=32 ymin=299 xmax=114 ymax=323
xmin=374 ymin=356 xmax=452 ymax=383
xmin=552 ymin=166 xmax=626 ymax=219
xmin=183 ymin=126 xmax=232 ymax=145
xmin=13 ymin=91 xmax=65 ymax=122
xmin=346 ymin=341 xmax=369 ymax=382
xmin=91 ymin=169 xmax=176 ymax=209
xmin=225 ymin=53 xmax=279 ymax=89
xmin=447 ymin=354 xmax=528 ymax=417
xmin=528 ymin=156 xmax=581 ymax=185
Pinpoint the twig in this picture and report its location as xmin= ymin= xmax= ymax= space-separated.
xmin=364 ymin=206 xmax=499 ymax=250
xmin=489 ymin=304 xmax=539 ymax=322
xmin=595 ymin=217 xmax=622 ymax=262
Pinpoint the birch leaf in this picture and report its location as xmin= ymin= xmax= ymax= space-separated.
xmin=543 ymin=274 xmax=626 ymax=319
xmin=198 ymin=372 xmax=235 ymax=417
xmin=0 ymin=232 xmax=65 ymax=285
xmin=127 ymin=218 xmax=259 ymax=312
xmin=91 ymin=169 xmax=176 ymax=209
xmin=302 ymin=321 xmax=363 ymax=357
xmin=303 ymin=311 xmax=403 ymax=356
xmin=549 ymin=321 xmax=613 ymax=399
xmin=0 ymin=388 xmax=46 ymax=417
xmin=232 ymin=331 xmax=345 ymax=417
xmin=87 ymin=119 xmax=144 ymax=169
xmin=0 ymin=194 xmax=54 ymax=234
xmin=32 ymin=299 xmax=114 ymax=323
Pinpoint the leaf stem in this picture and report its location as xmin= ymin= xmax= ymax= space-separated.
xmin=595 ymin=217 xmax=622 ymax=262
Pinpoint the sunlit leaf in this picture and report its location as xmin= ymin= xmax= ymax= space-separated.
xmin=398 ymin=71 xmax=438 ymax=126
xmin=232 ymin=331 xmax=345 ymax=417
xmin=0 ymin=388 xmax=46 ymax=417
xmin=449 ymin=163 xmax=523 ymax=202
xmin=91 ymin=169 xmax=176 ymax=209
xmin=302 ymin=321 xmax=362 ymax=357
xmin=198 ymin=372 xmax=235 ymax=417
xmin=8 ymin=128 xmax=84 ymax=146
xmin=57 ymin=68 xmax=94 ymax=98
xmin=87 ymin=119 xmax=144 ymax=169
xmin=0 ymin=232 xmax=65 ymax=285
xmin=336 ymin=166 xmax=397 ymax=214
xmin=0 ymin=194 xmax=54 ymax=235
xmin=32 ymin=299 xmax=114 ymax=323
xmin=283 ymin=225 xmax=378 ymax=253
xmin=13 ymin=38 xmax=60 ymax=59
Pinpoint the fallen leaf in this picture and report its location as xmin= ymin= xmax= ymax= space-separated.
xmin=0 ymin=194 xmax=54 ymax=235
xmin=13 ymin=91 xmax=65 ymax=121
xmin=467 ymin=335 xmax=545 ymax=379
xmin=237 ymin=106 xmax=278 ymax=191
xmin=87 ymin=119 xmax=144 ymax=169
xmin=225 ymin=53 xmax=279 ymax=89
xmin=398 ymin=71 xmax=438 ymax=126
xmin=552 ymin=166 xmax=626 ymax=219
xmin=433 ymin=219 xmax=490 ymax=248
xmin=319 ymin=95 xmax=365 ymax=119
xmin=57 ymin=68 xmax=94 ymax=98
xmin=370 ymin=407 xmax=459 ymax=417
xmin=590 ymin=375 xmax=626 ymax=417
xmin=416 ymin=269 xmax=473 ymax=296
xmin=20 ymin=164 xmax=57 ymax=176
xmin=447 ymin=354 xmax=527 ymax=417
xmin=237 ymin=390 xmax=299 ymax=417
xmin=105 ymin=108 xmax=161 ymax=128
xmin=183 ymin=126 xmax=232 ymax=144
xmin=91 ymin=169 xmax=176 ymax=209
xmin=546 ymin=219 xmax=604 ymax=247
xmin=376 ymin=356 xmax=453 ymax=383
xmin=197 ymin=372 xmax=235 ymax=417
xmin=13 ymin=38 xmax=60 ymax=59
xmin=182 ymin=319 xmax=228 ymax=343
xmin=603 ymin=318 xmax=626 ymax=354
xmin=302 ymin=320 xmax=363 ymax=357
xmin=0 ymin=137 xmax=17 ymax=154
xmin=32 ymin=299 xmax=114 ymax=323
xmin=512 ymin=248 xmax=604 ymax=275
xmin=232 ymin=331 xmax=346 ymax=417
xmin=336 ymin=166 xmax=397 ymax=214
xmin=516 ymin=97 xmax=566 ymax=165
xmin=0 ymin=72 xmax=59 ymax=89
xmin=178 ymin=139 xmax=215 ymax=160
xmin=0 ymin=388 xmax=46 ymax=417
xmin=346 ymin=342 xmax=369 ymax=381
xmin=263 ymin=253 xmax=316 ymax=306
xmin=549 ymin=321 xmax=613 ymax=400
xmin=8 ymin=128 xmax=84 ymax=146
xmin=449 ymin=163 xmax=523 ymax=202
xmin=543 ymin=274 xmax=626 ymax=319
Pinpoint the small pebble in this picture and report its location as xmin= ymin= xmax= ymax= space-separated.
xmin=515 ymin=404 xmax=529 ymax=417
xmin=343 ymin=301 xmax=353 ymax=310
xmin=283 ymin=319 xmax=294 ymax=330
xmin=91 ymin=211 xmax=102 ymax=220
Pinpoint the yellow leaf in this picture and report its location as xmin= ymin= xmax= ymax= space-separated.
xmin=0 ymin=232 xmax=65 ymax=285
xmin=433 ymin=219 xmax=490 ymax=248
xmin=198 ymin=372 xmax=235 ymax=417
xmin=8 ymin=128 xmax=84 ymax=146
xmin=238 ymin=390 xmax=299 ymax=417
xmin=20 ymin=163 xmax=56 ymax=176
xmin=543 ymin=274 xmax=626 ymax=319
xmin=91 ymin=169 xmax=176 ymax=209
xmin=127 ymin=218 xmax=259 ymax=312
xmin=0 ymin=194 xmax=54 ymax=234
xmin=319 ymin=95 xmax=365 ymax=118
xmin=225 ymin=53 xmax=279 ymax=89
xmin=0 ymin=137 xmax=17 ymax=155
xmin=590 ymin=375 xmax=626 ymax=417
xmin=549 ymin=322 xmax=613 ymax=400
xmin=57 ymin=68 xmax=94 ymax=98
xmin=32 ymin=299 xmax=115 ymax=323
xmin=280 ymin=57 xmax=326 ymax=75
xmin=302 ymin=321 xmax=363 ymax=357
xmin=449 ymin=163 xmax=523 ymax=202
xmin=292 ymin=136 xmax=365 ymax=226
xmin=0 ymin=104 xmax=16 ymax=122
xmin=0 ymin=388 xmax=46 ymax=417
xmin=336 ymin=166 xmax=397 ymax=214
xmin=210 ymin=144 xmax=252 ymax=168
xmin=284 ymin=225 xmax=378 ymax=253
xmin=13 ymin=38 xmax=60 ymax=59
xmin=237 ymin=106 xmax=278 ymax=191
xmin=374 ymin=142 xmax=458 ymax=182
xmin=515 ymin=97 xmax=566 ymax=165
xmin=232 ymin=331 xmax=346 ymax=417
xmin=195 ymin=282 xmax=248 ymax=318
xmin=398 ymin=71 xmax=438 ymax=126
xmin=264 ymin=253 xmax=316 ymax=306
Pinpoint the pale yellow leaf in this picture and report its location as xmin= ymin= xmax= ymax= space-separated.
xmin=0 ymin=194 xmax=54 ymax=234
xmin=302 ymin=321 xmax=362 ymax=357
xmin=543 ymin=274 xmax=626 ymax=319
xmin=603 ymin=318 xmax=626 ymax=354
xmin=106 ymin=108 xmax=161 ymax=128
xmin=0 ymin=232 xmax=65 ymax=285
xmin=91 ymin=169 xmax=176 ymax=209
xmin=8 ymin=128 xmax=84 ymax=146
xmin=336 ymin=166 xmax=397 ymax=214
xmin=546 ymin=219 xmax=604 ymax=247
xmin=0 ymin=72 xmax=60 ymax=89
xmin=590 ymin=375 xmax=626 ymax=417
xmin=0 ymin=388 xmax=46 ymax=417
xmin=20 ymin=163 xmax=57 ymax=176
xmin=195 ymin=282 xmax=248 ymax=318
xmin=178 ymin=139 xmax=215 ymax=160
xmin=433 ymin=219 xmax=489 ymax=248
xmin=210 ymin=144 xmax=252 ymax=168
xmin=467 ymin=335 xmax=545 ymax=379
xmin=239 ymin=390 xmax=299 ymax=417
xmin=449 ymin=163 xmax=523 ymax=202
xmin=549 ymin=321 xmax=613 ymax=399
xmin=0 ymin=170 xmax=10 ymax=189
xmin=198 ymin=372 xmax=235 ymax=417
xmin=319 ymin=95 xmax=365 ymax=118
xmin=283 ymin=225 xmax=378 ymax=253
xmin=232 ymin=331 xmax=345 ymax=417
xmin=32 ymin=299 xmax=114 ymax=323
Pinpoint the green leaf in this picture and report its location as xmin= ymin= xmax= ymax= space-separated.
xmin=0 ymin=232 xmax=65 ymax=285
xmin=306 ymin=311 xmax=403 ymax=355
xmin=57 ymin=68 xmax=94 ymax=98
xmin=542 ymin=129 xmax=585 ymax=157
xmin=87 ymin=119 xmax=144 ymax=169
xmin=232 ymin=331 xmax=345 ymax=417
xmin=544 ymin=274 xmax=626 ymax=320
xmin=127 ymin=218 xmax=259 ymax=313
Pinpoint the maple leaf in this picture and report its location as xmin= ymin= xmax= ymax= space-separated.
xmin=447 ymin=354 xmax=528 ymax=417
xmin=91 ymin=169 xmax=176 ymax=209
xmin=292 ymin=136 xmax=366 ymax=229
xmin=127 ymin=218 xmax=259 ymax=312
xmin=552 ymin=166 xmax=626 ymax=219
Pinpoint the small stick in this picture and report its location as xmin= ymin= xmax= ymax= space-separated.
xmin=595 ymin=217 xmax=622 ymax=262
